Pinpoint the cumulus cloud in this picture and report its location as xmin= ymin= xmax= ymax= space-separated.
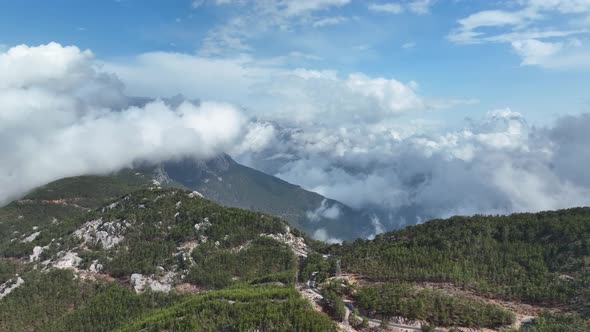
xmin=0 ymin=43 xmax=245 ymax=205
xmin=233 ymin=108 xmax=590 ymax=233
xmin=105 ymin=52 xmax=472 ymax=128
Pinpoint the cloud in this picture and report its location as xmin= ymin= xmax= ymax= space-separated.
xmin=313 ymin=16 xmax=349 ymax=28
xmin=306 ymin=199 xmax=341 ymax=222
xmin=198 ymin=0 xmax=352 ymax=55
xmin=312 ymin=228 xmax=342 ymax=243
xmin=449 ymin=0 xmax=590 ymax=69
xmin=282 ymin=0 xmax=351 ymax=16
xmin=368 ymin=1 xmax=435 ymax=15
xmin=0 ymin=43 xmax=246 ymax=205
xmin=233 ymin=108 xmax=590 ymax=234
xmin=368 ymin=3 xmax=404 ymax=14
xmin=402 ymin=41 xmax=416 ymax=49
xmin=105 ymin=52 xmax=472 ymax=128
xmin=511 ymin=38 xmax=590 ymax=69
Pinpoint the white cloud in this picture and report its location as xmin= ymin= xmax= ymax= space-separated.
xmin=368 ymin=0 xmax=435 ymax=15
xmin=198 ymin=0 xmax=352 ymax=55
xmin=306 ymin=199 xmax=341 ymax=222
xmin=233 ymin=109 xmax=590 ymax=235
xmin=282 ymin=0 xmax=350 ymax=16
xmin=512 ymin=38 xmax=590 ymax=68
xmin=368 ymin=3 xmax=404 ymax=14
xmin=105 ymin=52 xmax=472 ymax=128
xmin=512 ymin=39 xmax=563 ymax=65
xmin=312 ymin=228 xmax=342 ymax=243
xmin=0 ymin=43 xmax=246 ymax=205
xmin=313 ymin=16 xmax=348 ymax=27
xmin=449 ymin=0 xmax=590 ymax=69
xmin=527 ymin=0 xmax=590 ymax=14
xmin=407 ymin=0 xmax=435 ymax=15
xmin=402 ymin=41 xmax=416 ymax=49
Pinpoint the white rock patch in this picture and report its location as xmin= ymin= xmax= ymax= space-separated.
xmin=89 ymin=260 xmax=103 ymax=273
xmin=188 ymin=191 xmax=204 ymax=199
xmin=21 ymin=231 xmax=40 ymax=243
xmin=194 ymin=218 xmax=211 ymax=233
xmin=0 ymin=277 xmax=25 ymax=299
xmin=53 ymin=251 xmax=82 ymax=269
xmin=74 ymin=218 xmax=125 ymax=249
xmin=130 ymin=272 xmax=175 ymax=293
xmin=29 ymin=246 xmax=45 ymax=262
xmin=260 ymin=230 xmax=308 ymax=257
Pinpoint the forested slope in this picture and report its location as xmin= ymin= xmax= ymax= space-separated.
xmin=331 ymin=208 xmax=590 ymax=324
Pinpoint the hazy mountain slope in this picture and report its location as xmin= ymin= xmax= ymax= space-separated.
xmin=1 ymin=154 xmax=374 ymax=244
xmin=152 ymin=154 xmax=375 ymax=240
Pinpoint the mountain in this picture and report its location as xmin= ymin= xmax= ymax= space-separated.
xmin=1 ymin=154 xmax=374 ymax=243
xmin=2 ymin=172 xmax=590 ymax=331
xmin=319 ymin=208 xmax=590 ymax=331
xmin=150 ymin=154 xmax=375 ymax=241
xmin=0 ymin=187 xmax=335 ymax=331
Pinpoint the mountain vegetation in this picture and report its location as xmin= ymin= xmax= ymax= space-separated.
xmin=328 ymin=208 xmax=590 ymax=329
xmin=2 ymin=172 xmax=590 ymax=331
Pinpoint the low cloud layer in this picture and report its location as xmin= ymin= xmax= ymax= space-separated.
xmin=0 ymin=43 xmax=245 ymax=204
xmin=233 ymin=108 xmax=590 ymax=230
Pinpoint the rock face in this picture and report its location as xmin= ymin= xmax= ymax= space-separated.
xmin=29 ymin=245 xmax=44 ymax=262
xmin=0 ymin=277 xmax=25 ymax=299
xmin=73 ymin=218 xmax=126 ymax=249
xmin=21 ymin=231 xmax=40 ymax=243
xmin=53 ymin=251 xmax=82 ymax=269
xmin=261 ymin=225 xmax=308 ymax=257
xmin=130 ymin=272 xmax=175 ymax=293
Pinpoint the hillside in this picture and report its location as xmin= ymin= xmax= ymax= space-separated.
xmin=315 ymin=208 xmax=590 ymax=331
xmin=151 ymin=154 xmax=375 ymax=240
xmin=1 ymin=154 xmax=374 ymax=243
xmin=2 ymin=177 xmax=590 ymax=331
xmin=0 ymin=187 xmax=336 ymax=331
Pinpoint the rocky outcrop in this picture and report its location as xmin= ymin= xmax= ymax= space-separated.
xmin=73 ymin=218 xmax=126 ymax=249
xmin=260 ymin=225 xmax=308 ymax=257
xmin=130 ymin=272 xmax=176 ymax=293
xmin=53 ymin=251 xmax=82 ymax=269
xmin=0 ymin=277 xmax=25 ymax=299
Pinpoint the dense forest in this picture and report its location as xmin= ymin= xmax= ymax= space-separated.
xmin=117 ymin=285 xmax=336 ymax=331
xmin=333 ymin=209 xmax=590 ymax=315
xmin=354 ymin=283 xmax=515 ymax=329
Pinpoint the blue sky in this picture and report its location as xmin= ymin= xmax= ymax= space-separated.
xmin=1 ymin=0 xmax=589 ymax=127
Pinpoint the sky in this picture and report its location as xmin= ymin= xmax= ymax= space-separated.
xmin=2 ymin=0 xmax=590 ymax=238
xmin=1 ymin=0 xmax=589 ymax=124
